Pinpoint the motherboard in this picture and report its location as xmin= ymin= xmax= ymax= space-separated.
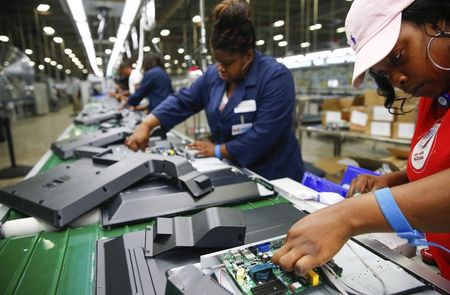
xmin=219 ymin=238 xmax=342 ymax=295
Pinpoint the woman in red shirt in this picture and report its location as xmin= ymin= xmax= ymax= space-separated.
xmin=273 ymin=0 xmax=450 ymax=280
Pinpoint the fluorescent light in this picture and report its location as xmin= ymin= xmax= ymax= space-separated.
xmin=56 ymin=64 xmax=63 ymax=69
xmin=65 ymin=69 xmax=71 ymax=74
xmin=121 ymin=0 xmax=141 ymax=25
xmin=43 ymin=26 xmax=55 ymax=35
xmin=160 ymin=29 xmax=170 ymax=37
xmin=278 ymin=41 xmax=288 ymax=47
xmin=164 ymin=62 xmax=170 ymax=68
xmin=192 ymin=15 xmax=201 ymax=23
xmin=37 ymin=4 xmax=50 ymax=12
xmin=300 ymin=42 xmax=311 ymax=48
xmin=38 ymin=64 xmax=45 ymax=70
xmin=178 ymin=48 xmax=184 ymax=54
xmin=255 ymin=40 xmax=265 ymax=46
xmin=336 ymin=27 xmax=346 ymax=33
xmin=164 ymin=55 xmax=171 ymax=60
xmin=25 ymin=49 xmax=33 ymax=55
xmin=0 ymin=35 xmax=9 ymax=42
xmin=273 ymin=20 xmax=284 ymax=27
xmin=64 ymin=48 xmax=72 ymax=54
xmin=53 ymin=36 xmax=63 ymax=43
xmin=184 ymin=55 xmax=190 ymax=60
xmin=44 ymin=57 xmax=51 ymax=63
xmin=309 ymin=24 xmax=322 ymax=31
xmin=66 ymin=0 xmax=86 ymax=22
xmin=152 ymin=37 xmax=160 ymax=44
xmin=273 ymin=34 xmax=283 ymax=41
xmin=50 ymin=61 xmax=57 ymax=66
xmin=143 ymin=46 xmax=150 ymax=52
xmin=76 ymin=22 xmax=91 ymax=40
xmin=105 ymin=48 xmax=112 ymax=55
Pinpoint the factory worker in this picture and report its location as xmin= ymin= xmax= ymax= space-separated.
xmin=273 ymin=0 xmax=450 ymax=280
xmin=126 ymin=0 xmax=305 ymax=181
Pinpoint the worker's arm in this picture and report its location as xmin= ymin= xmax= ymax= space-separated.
xmin=347 ymin=170 xmax=409 ymax=197
xmin=273 ymin=168 xmax=450 ymax=275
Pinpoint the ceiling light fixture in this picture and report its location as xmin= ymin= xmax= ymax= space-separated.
xmin=65 ymin=69 xmax=71 ymax=74
xmin=309 ymin=24 xmax=322 ymax=31
xmin=37 ymin=4 xmax=50 ymax=12
xmin=160 ymin=29 xmax=170 ymax=37
xmin=44 ymin=57 xmax=51 ymax=63
xmin=273 ymin=34 xmax=283 ymax=41
xmin=278 ymin=41 xmax=288 ymax=47
xmin=300 ymin=42 xmax=311 ymax=48
xmin=64 ymin=48 xmax=72 ymax=54
xmin=106 ymin=0 xmax=142 ymax=77
xmin=66 ymin=0 xmax=102 ymax=76
xmin=25 ymin=49 xmax=33 ymax=55
xmin=0 ymin=35 xmax=9 ymax=42
xmin=43 ymin=26 xmax=55 ymax=35
xmin=109 ymin=37 xmax=117 ymax=42
xmin=336 ymin=27 xmax=346 ymax=33
xmin=105 ymin=49 xmax=112 ymax=55
xmin=192 ymin=15 xmax=201 ymax=23
xmin=273 ymin=20 xmax=284 ymax=27
xmin=143 ymin=46 xmax=150 ymax=52
xmin=38 ymin=64 xmax=45 ymax=70
xmin=53 ymin=36 xmax=63 ymax=44
xmin=178 ymin=48 xmax=184 ymax=54
xmin=255 ymin=40 xmax=265 ymax=46
xmin=164 ymin=55 xmax=171 ymax=60
xmin=152 ymin=37 xmax=160 ymax=44
xmin=50 ymin=61 xmax=57 ymax=66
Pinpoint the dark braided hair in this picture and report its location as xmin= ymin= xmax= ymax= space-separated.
xmin=371 ymin=0 xmax=450 ymax=114
xmin=211 ymin=0 xmax=256 ymax=54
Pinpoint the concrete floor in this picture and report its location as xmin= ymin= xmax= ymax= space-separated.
xmin=0 ymin=105 xmax=406 ymax=189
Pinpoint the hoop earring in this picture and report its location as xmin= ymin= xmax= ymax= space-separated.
xmin=427 ymin=36 xmax=450 ymax=71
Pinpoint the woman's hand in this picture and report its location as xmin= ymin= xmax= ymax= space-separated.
xmin=187 ymin=140 xmax=215 ymax=157
xmin=272 ymin=202 xmax=353 ymax=275
xmin=347 ymin=174 xmax=388 ymax=197
xmin=125 ymin=123 xmax=152 ymax=151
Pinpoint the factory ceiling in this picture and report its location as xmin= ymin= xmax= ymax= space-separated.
xmin=0 ymin=0 xmax=353 ymax=78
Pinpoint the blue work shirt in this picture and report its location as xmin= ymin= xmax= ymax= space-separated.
xmin=128 ymin=66 xmax=174 ymax=113
xmin=152 ymin=51 xmax=304 ymax=181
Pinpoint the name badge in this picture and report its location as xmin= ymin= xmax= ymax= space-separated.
xmin=234 ymin=99 xmax=256 ymax=113
xmin=232 ymin=123 xmax=253 ymax=135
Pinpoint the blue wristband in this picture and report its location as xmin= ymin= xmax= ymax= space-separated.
xmin=374 ymin=188 xmax=425 ymax=243
xmin=214 ymin=144 xmax=222 ymax=159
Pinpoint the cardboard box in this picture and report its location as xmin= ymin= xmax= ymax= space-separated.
xmin=387 ymin=147 xmax=410 ymax=159
xmin=350 ymin=108 xmax=368 ymax=127
xmin=313 ymin=157 xmax=347 ymax=184
xmin=321 ymin=98 xmax=341 ymax=111
xmin=395 ymin=109 xmax=417 ymax=123
xmin=392 ymin=122 xmax=415 ymax=139
xmin=368 ymin=105 xmax=394 ymax=122
xmin=366 ymin=121 xmax=392 ymax=137
xmin=321 ymin=111 xmax=342 ymax=126
xmin=364 ymin=89 xmax=386 ymax=106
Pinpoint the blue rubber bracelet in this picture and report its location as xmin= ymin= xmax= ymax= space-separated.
xmin=374 ymin=188 xmax=425 ymax=242
xmin=214 ymin=144 xmax=222 ymax=159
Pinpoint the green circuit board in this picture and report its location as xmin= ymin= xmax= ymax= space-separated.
xmin=219 ymin=238 xmax=342 ymax=295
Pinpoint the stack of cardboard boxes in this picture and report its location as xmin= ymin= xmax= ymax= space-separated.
xmin=321 ymin=89 xmax=418 ymax=140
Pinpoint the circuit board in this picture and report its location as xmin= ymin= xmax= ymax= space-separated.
xmin=219 ymin=238 xmax=342 ymax=295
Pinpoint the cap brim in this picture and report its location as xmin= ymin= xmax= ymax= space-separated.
xmin=351 ymin=14 xmax=402 ymax=88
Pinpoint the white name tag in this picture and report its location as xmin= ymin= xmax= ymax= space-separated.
xmin=234 ymin=100 xmax=256 ymax=113
xmin=232 ymin=123 xmax=253 ymax=135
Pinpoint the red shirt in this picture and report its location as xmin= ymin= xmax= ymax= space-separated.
xmin=407 ymin=97 xmax=450 ymax=280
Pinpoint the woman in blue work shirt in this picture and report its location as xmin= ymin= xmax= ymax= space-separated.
xmin=126 ymin=53 xmax=174 ymax=113
xmin=126 ymin=0 xmax=305 ymax=181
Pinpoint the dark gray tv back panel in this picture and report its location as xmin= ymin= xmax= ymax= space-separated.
xmin=0 ymin=152 xmax=153 ymax=228
xmin=51 ymin=127 xmax=132 ymax=159
xmin=101 ymin=168 xmax=265 ymax=228
xmin=74 ymin=110 xmax=121 ymax=125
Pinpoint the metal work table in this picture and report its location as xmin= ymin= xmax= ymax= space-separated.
xmin=299 ymin=125 xmax=411 ymax=156
xmin=0 ymin=110 xmax=448 ymax=294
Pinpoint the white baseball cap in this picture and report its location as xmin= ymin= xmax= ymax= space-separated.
xmin=345 ymin=0 xmax=415 ymax=88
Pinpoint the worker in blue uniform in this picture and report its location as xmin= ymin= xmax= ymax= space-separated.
xmin=126 ymin=0 xmax=304 ymax=181
xmin=127 ymin=53 xmax=174 ymax=113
